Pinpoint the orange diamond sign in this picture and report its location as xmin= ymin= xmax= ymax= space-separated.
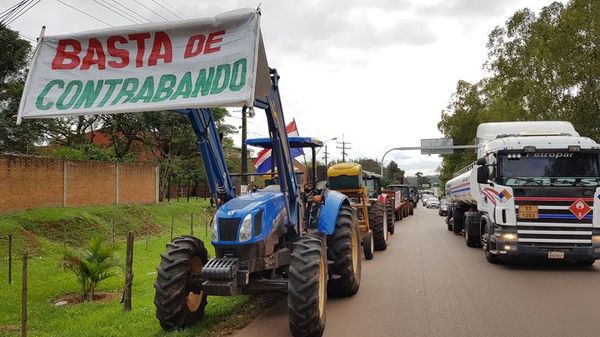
xmin=569 ymin=199 xmax=591 ymax=220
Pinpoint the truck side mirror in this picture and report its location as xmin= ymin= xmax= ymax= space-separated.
xmin=476 ymin=157 xmax=487 ymax=165
xmin=477 ymin=165 xmax=489 ymax=184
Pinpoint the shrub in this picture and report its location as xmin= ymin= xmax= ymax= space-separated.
xmin=61 ymin=238 xmax=119 ymax=301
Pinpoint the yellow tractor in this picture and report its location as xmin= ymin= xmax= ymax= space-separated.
xmin=328 ymin=163 xmax=390 ymax=260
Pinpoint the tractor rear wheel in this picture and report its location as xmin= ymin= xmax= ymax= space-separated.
xmin=327 ymin=205 xmax=361 ymax=297
xmin=288 ymin=235 xmax=327 ymax=337
xmin=154 ymin=236 xmax=208 ymax=331
xmin=369 ymin=201 xmax=387 ymax=251
xmin=386 ymin=200 xmax=395 ymax=235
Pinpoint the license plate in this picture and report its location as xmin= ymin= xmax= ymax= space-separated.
xmin=548 ymin=251 xmax=565 ymax=259
xmin=519 ymin=205 xmax=539 ymax=219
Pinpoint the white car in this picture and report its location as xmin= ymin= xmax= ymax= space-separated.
xmin=425 ymin=197 xmax=440 ymax=208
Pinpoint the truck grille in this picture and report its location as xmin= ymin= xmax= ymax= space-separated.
xmin=514 ymin=187 xmax=594 ymax=247
xmin=218 ymin=218 xmax=240 ymax=241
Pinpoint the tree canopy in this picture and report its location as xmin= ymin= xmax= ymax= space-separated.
xmin=438 ymin=0 xmax=600 ymax=188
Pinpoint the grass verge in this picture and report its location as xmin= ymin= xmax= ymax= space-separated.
xmin=0 ymin=200 xmax=274 ymax=337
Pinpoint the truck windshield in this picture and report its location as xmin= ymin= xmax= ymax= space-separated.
xmin=499 ymin=152 xmax=600 ymax=187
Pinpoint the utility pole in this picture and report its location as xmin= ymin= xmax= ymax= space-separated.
xmin=323 ymin=145 xmax=330 ymax=166
xmin=241 ymin=106 xmax=248 ymax=186
xmin=336 ymin=135 xmax=351 ymax=162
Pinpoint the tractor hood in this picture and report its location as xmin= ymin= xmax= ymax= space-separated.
xmin=218 ymin=190 xmax=284 ymax=217
xmin=213 ymin=189 xmax=286 ymax=245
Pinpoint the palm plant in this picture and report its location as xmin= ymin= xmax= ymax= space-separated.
xmin=62 ymin=238 xmax=119 ymax=301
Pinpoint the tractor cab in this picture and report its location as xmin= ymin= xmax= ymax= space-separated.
xmin=362 ymin=170 xmax=383 ymax=199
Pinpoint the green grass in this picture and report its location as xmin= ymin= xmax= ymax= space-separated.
xmin=0 ymin=200 xmax=262 ymax=337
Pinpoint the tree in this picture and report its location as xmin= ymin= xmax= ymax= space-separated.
xmin=355 ymin=157 xmax=381 ymax=173
xmin=384 ymin=160 xmax=404 ymax=186
xmin=415 ymin=172 xmax=431 ymax=188
xmin=0 ymin=24 xmax=54 ymax=154
xmin=438 ymin=0 xmax=600 ymax=187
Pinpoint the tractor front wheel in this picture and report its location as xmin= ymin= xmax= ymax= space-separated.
xmin=288 ymin=235 xmax=327 ymax=337
xmin=369 ymin=201 xmax=387 ymax=251
xmin=154 ymin=236 xmax=208 ymax=331
xmin=327 ymin=205 xmax=361 ymax=297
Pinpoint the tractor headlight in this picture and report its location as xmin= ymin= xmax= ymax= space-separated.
xmin=211 ymin=214 xmax=218 ymax=241
xmin=239 ymin=214 xmax=253 ymax=242
xmin=592 ymin=235 xmax=600 ymax=244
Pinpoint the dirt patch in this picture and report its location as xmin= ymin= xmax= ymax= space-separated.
xmin=19 ymin=228 xmax=41 ymax=256
xmin=53 ymin=292 xmax=120 ymax=306
xmin=203 ymin=294 xmax=283 ymax=337
xmin=0 ymin=325 xmax=19 ymax=333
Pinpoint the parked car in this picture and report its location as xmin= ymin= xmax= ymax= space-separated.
xmin=439 ymin=199 xmax=448 ymax=216
xmin=426 ymin=197 xmax=440 ymax=208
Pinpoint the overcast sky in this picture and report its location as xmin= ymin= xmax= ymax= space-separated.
xmin=7 ymin=0 xmax=558 ymax=175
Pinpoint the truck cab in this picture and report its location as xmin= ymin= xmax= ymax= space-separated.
xmin=447 ymin=121 xmax=600 ymax=264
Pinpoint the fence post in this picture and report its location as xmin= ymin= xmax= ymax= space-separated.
xmin=8 ymin=234 xmax=12 ymax=285
xmin=21 ymin=253 xmax=27 ymax=337
xmin=123 ymin=232 xmax=134 ymax=311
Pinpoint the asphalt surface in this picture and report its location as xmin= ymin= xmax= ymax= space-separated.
xmin=233 ymin=206 xmax=600 ymax=337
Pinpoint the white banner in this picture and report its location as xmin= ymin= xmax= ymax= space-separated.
xmin=17 ymin=8 xmax=267 ymax=123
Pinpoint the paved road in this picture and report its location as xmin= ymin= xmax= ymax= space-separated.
xmin=234 ymin=206 xmax=600 ymax=337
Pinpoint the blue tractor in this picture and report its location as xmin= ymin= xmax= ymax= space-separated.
xmin=153 ymin=69 xmax=362 ymax=337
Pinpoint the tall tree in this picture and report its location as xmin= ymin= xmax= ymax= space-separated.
xmin=0 ymin=24 xmax=51 ymax=154
xmin=438 ymin=0 xmax=600 ymax=187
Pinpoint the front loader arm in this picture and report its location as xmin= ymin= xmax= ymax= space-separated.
xmin=173 ymin=108 xmax=236 ymax=205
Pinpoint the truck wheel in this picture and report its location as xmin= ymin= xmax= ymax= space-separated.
xmin=362 ymin=231 xmax=374 ymax=260
xmin=327 ymin=205 xmax=361 ymax=297
xmin=154 ymin=236 xmax=208 ymax=331
xmin=452 ymin=208 xmax=465 ymax=235
xmin=368 ymin=201 xmax=387 ymax=251
xmin=386 ymin=200 xmax=395 ymax=235
xmin=465 ymin=213 xmax=482 ymax=247
xmin=288 ymin=235 xmax=327 ymax=337
xmin=447 ymin=219 xmax=453 ymax=231
xmin=482 ymin=222 xmax=500 ymax=264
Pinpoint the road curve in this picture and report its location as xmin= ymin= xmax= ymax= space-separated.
xmin=233 ymin=206 xmax=600 ymax=337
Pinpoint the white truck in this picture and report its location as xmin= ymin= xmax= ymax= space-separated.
xmin=445 ymin=121 xmax=600 ymax=264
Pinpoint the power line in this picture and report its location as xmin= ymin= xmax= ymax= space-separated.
xmin=1 ymin=0 xmax=32 ymax=25
xmin=133 ymin=0 xmax=170 ymax=21
xmin=107 ymin=0 xmax=151 ymax=23
xmin=151 ymin=0 xmax=183 ymax=20
xmin=5 ymin=0 xmax=41 ymax=25
xmin=91 ymin=0 xmax=139 ymax=24
xmin=55 ymin=0 xmax=113 ymax=27
xmin=0 ymin=1 xmax=23 ymax=17
xmin=159 ymin=0 xmax=186 ymax=19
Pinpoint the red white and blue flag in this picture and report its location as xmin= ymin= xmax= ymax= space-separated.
xmin=253 ymin=119 xmax=304 ymax=174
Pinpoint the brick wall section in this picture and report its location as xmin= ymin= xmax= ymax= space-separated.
xmin=0 ymin=156 xmax=63 ymax=211
xmin=118 ymin=163 xmax=157 ymax=204
xmin=66 ymin=161 xmax=117 ymax=207
xmin=0 ymin=155 xmax=158 ymax=213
